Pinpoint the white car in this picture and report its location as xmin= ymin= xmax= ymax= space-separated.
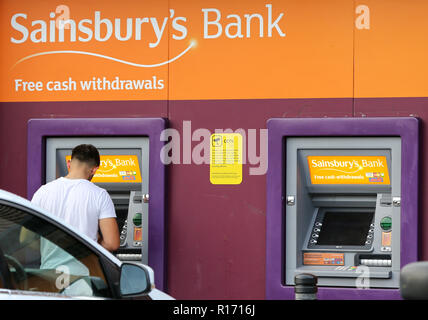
xmin=0 ymin=189 xmax=173 ymax=300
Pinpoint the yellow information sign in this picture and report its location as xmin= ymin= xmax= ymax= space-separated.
xmin=210 ymin=134 xmax=243 ymax=185
xmin=307 ymin=156 xmax=390 ymax=185
xmin=66 ymin=155 xmax=142 ymax=183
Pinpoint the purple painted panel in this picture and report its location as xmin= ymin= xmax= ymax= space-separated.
xmin=0 ymin=100 xmax=167 ymax=197
xmin=1 ymin=98 xmax=353 ymax=300
xmin=266 ymin=117 xmax=419 ymax=300
xmin=27 ymin=118 xmax=167 ymax=291
xmin=165 ymin=98 xmax=353 ymax=299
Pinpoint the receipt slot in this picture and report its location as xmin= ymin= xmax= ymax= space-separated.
xmin=266 ymin=118 xmax=419 ymax=299
xmin=27 ymin=118 xmax=167 ymax=290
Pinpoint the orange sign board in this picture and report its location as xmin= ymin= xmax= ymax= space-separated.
xmin=354 ymin=0 xmax=428 ymax=98
xmin=303 ymin=252 xmax=344 ymax=266
xmin=308 ymin=156 xmax=390 ymax=185
xmin=4 ymin=1 xmax=428 ymax=102
xmin=66 ymin=155 xmax=142 ymax=183
xmin=1 ymin=0 xmax=169 ymax=102
xmin=0 ymin=0 xmax=354 ymax=102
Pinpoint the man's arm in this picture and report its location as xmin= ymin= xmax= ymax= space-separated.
xmin=98 ymin=218 xmax=120 ymax=252
xmin=20 ymin=188 xmax=42 ymax=249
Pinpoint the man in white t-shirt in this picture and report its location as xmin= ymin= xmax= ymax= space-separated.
xmin=26 ymin=144 xmax=120 ymax=295
xmin=31 ymin=144 xmax=120 ymax=250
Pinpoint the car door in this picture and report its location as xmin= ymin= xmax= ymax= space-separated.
xmin=0 ymin=198 xmax=121 ymax=299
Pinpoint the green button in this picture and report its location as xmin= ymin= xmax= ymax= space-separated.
xmin=380 ymin=216 xmax=392 ymax=231
xmin=133 ymin=212 xmax=142 ymax=227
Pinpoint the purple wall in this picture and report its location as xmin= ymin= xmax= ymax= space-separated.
xmin=0 ymin=97 xmax=427 ymax=299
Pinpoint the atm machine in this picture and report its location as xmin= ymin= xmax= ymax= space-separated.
xmin=45 ymin=137 xmax=149 ymax=263
xmin=265 ymin=117 xmax=419 ymax=299
xmin=285 ymin=137 xmax=401 ymax=288
xmin=27 ymin=118 xmax=166 ymax=290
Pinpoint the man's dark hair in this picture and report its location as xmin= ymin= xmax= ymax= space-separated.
xmin=71 ymin=144 xmax=100 ymax=167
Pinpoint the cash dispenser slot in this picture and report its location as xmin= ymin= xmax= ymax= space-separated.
xmin=311 ymin=195 xmax=377 ymax=208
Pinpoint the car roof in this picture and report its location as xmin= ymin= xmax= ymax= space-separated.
xmin=0 ymin=189 xmax=121 ymax=266
xmin=0 ymin=189 xmax=159 ymax=294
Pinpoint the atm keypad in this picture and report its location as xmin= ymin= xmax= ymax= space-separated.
xmin=360 ymin=259 xmax=392 ymax=267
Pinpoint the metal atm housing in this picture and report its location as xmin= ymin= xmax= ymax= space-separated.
xmin=285 ymin=137 xmax=401 ymax=288
xmin=45 ymin=137 xmax=150 ymax=264
xmin=266 ymin=117 xmax=419 ymax=299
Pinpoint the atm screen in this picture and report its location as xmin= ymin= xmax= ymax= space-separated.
xmin=317 ymin=212 xmax=374 ymax=246
xmin=65 ymin=154 xmax=142 ymax=183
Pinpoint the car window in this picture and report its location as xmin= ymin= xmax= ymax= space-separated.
xmin=0 ymin=202 xmax=112 ymax=298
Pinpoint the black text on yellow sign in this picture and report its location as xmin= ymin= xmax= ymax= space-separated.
xmin=210 ymin=133 xmax=243 ymax=185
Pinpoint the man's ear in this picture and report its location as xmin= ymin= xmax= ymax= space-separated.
xmin=66 ymin=160 xmax=71 ymax=171
xmin=92 ymin=166 xmax=99 ymax=175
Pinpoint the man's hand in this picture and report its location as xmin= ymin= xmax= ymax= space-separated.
xmin=98 ymin=218 xmax=120 ymax=252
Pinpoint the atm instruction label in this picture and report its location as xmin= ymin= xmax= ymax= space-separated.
xmin=210 ymin=133 xmax=242 ymax=185
xmin=303 ymin=252 xmax=344 ymax=266
xmin=307 ymin=156 xmax=390 ymax=185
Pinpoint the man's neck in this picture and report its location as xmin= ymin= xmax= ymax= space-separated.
xmin=65 ymin=172 xmax=89 ymax=180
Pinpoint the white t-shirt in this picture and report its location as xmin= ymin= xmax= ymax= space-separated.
xmin=31 ymin=177 xmax=116 ymax=241
xmin=31 ymin=177 xmax=116 ymax=294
